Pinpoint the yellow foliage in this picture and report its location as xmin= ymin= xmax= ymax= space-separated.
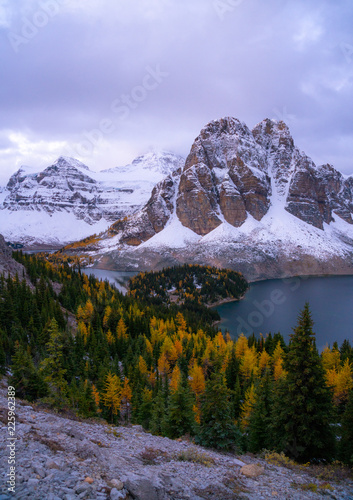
xmin=201 ymin=338 xmax=213 ymax=366
xmin=103 ymin=305 xmax=112 ymax=329
xmin=138 ymin=356 xmax=148 ymax=376
xmin=273 ymin=357 xmax=287 ymax=381
xmin=116 ymin=317 xmax=128 ymax=340
xmin=170 ymin=365 xmax=181 ymax=393
xmin=102 ymin=372 xmax=122 ymax=416
xmin=157 ymin=352 xmax=170 ymax=377
xmin=106 ymin=330 xmax=114 ymax=344
xmin=78 ymin=321 xmax=89 ymax=345
xmin=84 ymin=300 xmax=94 ymax=322
xmin=193 ymin=403 xmax=201 ymax=424
xmin=272 ymin=341 xmax=285 ymax=364
xmin=92 ymin=383 xmax=101 ymax=413
xmin=150 ymin=316 xmax=157 ymax=330
xmin=240 ymin=384 xmax=256 ymax=430
xmin=326 ymin=358 xmax=353 ymax=405
xmin=173 ymin=339 xmax=183 ymax=358
xmin=272 ymin=342 xmax=287 ymax=381
xmin=321 ymin=346 xmax=341 ymax=371
xmin=145 ymin=337 xmax=153 ymax=356
xmin=76 ymin=305 xmax=84 ymax=322
xmin=213 ymin=331 xmax=227 ymax=357
xmin=161 ymin=336 xmax=174 ymax=357
xmin=240 ymin=346 xmax=259 ymax=380
xmin=235 ymin=333 xmax=248 ymax=359
xmin=78 ymin=299 xmax=94 ymax=324
xmin=259 ymin=350 xmax=271 ymax=372
xmin=148 ymin=371 xmax=156 ymax=387
xmin=150 ymin=318 xmax=168 ymax=345
xmin=168 ymin=344 xmax=179 ymax=366
xmin=120 ymin=378 xmax=132 ymax=404
xmin=189 ymin=362 xmax=205 ymax=396
xmin=176 ymin=312 xmax=187 ymax=332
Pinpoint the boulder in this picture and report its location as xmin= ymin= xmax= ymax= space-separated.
xmin=240 ymin=464 xmax=265 ymax=478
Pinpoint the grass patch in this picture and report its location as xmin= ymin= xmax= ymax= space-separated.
xmin=291 ymin=482 xmax=318 ymax=493
xmin=263 ymin=451 xmax=298 ymax=469
xmin=27 ymin=430 xmax=66 ymax=453
xmin=140 ymin=447 xmax=170 ymax=465
xmin=222 ymin=471 xmax=250 ymax=497
xmin=263 ymin=451 xmax=353 ymax=486
xmin=176 ymin=447 xmax=215 ymax=467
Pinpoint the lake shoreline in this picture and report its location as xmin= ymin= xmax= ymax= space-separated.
xmin=206 ymin=291 xmax=248 ymax=309
xmin=214 ymin=274 xmax=353 ymax=349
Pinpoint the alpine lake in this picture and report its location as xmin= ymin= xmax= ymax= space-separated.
xmin=83 ymin=268 xmax=353 ymax=352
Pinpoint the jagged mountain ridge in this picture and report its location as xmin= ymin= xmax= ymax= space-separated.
xmin=83 ymin=117 xmax=353 ymax=281
xmin=0 ymin=152 xmax=184 ymax=247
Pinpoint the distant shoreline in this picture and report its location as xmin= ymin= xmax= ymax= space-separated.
xmin=206 ymin=291 xmax=248 ymax=309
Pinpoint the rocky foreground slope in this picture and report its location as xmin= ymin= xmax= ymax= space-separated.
xmin=0 ymin=152 xmax=184 ymax=248
xmin=1 ymin=380 xmax=352 ymax=500
xmin=0 ymin=234 xmax=25 ymax=277
xmin=80 ymin=118 xmax=353 ymax=281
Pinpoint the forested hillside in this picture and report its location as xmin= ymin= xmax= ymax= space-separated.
xmin=128 ymin=264 xmax=248 ymax=306
xmin=1 ymin=253 xmax=353 ymax=466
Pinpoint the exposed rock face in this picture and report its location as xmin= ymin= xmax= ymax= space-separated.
xmin=108 ymin=116 xmax=353 ymax=247
xmin=0 ymin=152 xmax=184 ymax=246
xmin=252 ymin=118 xmax=295 ymax=197
xmin=0 ymin=234 xmax=25 ymax=276
xmin=80 ymin=117 xmax=353 ymax=281
xmin=285 ymin=155 xmax=325 ymax=229
xmin=252 ymin=118 xmax=353 ymax=230
xmin=112 ymin=169 xmax=180 ymax=246
xmin=3 ymin=155 xmax=183 ymax=224
xmin=176 ymin=118 xmax=271 ymax=235
xmin=5 ymin=158 xmax=98 ymax=220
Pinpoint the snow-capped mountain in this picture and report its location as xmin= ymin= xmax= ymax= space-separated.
xmin=0 ymin=152 xmax=184 ymax=247
xmin=77 ymin=117 xmax=353 ymax=281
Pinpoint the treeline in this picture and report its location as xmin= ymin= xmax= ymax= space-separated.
xmin=1 ymin=253 xmax=353 ymax=465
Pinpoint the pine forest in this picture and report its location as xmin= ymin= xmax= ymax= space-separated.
xmin=1 ymin=252 xmax=353 ymax=466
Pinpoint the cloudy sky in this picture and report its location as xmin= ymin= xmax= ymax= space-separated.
xmin=0 ymin=0 xmax=352 ymax=184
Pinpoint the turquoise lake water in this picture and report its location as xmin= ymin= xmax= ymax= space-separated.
xmin=216 ymin=275 xmax=353 ymax=351
xmin=82 ymin=269 xmax=353 ymax=351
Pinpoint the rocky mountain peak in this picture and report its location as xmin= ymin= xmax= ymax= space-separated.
xmin=176 ymin=117 xmax=271 ymax=235
xmin=0 ymin=151 xmax=185 ymax=247
xmin=91 ymin=116 xmax=353 ymax=281
xmin=53 ymin=156 xmax=90 ymax=171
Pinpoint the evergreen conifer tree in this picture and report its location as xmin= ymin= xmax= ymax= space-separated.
xmin=150 ymin=389 xmax=168 ymax=436
xmin=0 ymin=334 xmax=6 ymax=375
xmin=40 ymin=319 xmax=69 ymax=408
xmin=10 ymin=342 xmax=48 ymax=401
xmin=196 ymin=372 xmax=242 ymax=451
xmin=272 ymin=304 xmax=335 ymax=462
xmin=164 ymin=378 xmax=195 ymax=438
xmin=137 ymin=388 xmax=153 ymax=430
xmin=78 ymin=380 xmax=97 ymax=418
xmin=339 ymin=387 xmax=353 ymax=465
xmin=247 ymin=371 xmax=273 ymax=453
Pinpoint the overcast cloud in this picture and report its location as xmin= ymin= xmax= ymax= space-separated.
xmin=0 ymin=0 xmax=352 ymax=183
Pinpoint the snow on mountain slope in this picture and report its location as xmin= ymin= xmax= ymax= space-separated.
xmin=74 ymin=117 xmax=353 ymax=281
xmin=0 ymin=152 xmax=184 ymax=247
